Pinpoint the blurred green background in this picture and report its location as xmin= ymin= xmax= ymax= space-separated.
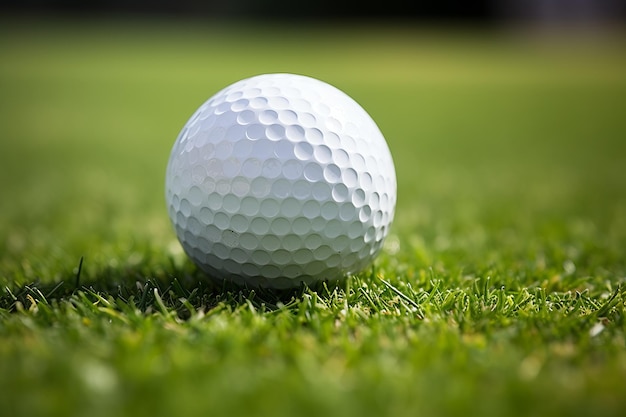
xmin=1 ymin=18 xmax=624 ymax=279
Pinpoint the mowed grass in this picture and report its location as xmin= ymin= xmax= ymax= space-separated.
xmin=1 ymin=18 xmax=625 ymax=417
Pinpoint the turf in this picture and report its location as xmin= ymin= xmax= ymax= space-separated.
xmin=1 ymin=18 xmax=625 ymax=417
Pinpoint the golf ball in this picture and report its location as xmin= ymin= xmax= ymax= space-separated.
xmin=166 ymin=73 xmax=396 ymax=289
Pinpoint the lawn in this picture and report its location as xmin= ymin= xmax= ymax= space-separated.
xmin=0 ymin=18 xmax=625 ymax=417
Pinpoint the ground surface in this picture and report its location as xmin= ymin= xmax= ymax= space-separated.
xmin=0 ymin=18 xmax=625 ymax=417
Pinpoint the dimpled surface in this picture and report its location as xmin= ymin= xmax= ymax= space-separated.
xmin=166 ymin=73 xmax=396 ymax=289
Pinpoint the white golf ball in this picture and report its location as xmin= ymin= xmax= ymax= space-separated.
xmin=166 ymin=73 xmax=396 ymax=289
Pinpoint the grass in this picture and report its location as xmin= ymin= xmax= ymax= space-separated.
xmin=1 ymin=17 xmax=626 ymax=417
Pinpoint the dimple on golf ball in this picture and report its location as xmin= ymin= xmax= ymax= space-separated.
xmin=165 ymin=73 xmax=396 ymax=289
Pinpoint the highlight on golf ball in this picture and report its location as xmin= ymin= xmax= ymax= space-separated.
xmin=165 ymin=73 xmax=396 ymax=289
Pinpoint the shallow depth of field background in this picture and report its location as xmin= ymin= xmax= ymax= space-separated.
xmin=0 ymin=2 xmax=625 ymax=417
xmin=2 ymin=3 xmax=624 ymax=279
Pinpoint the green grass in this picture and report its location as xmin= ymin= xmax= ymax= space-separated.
xmin=1 ymin=18 xmax=626 ymax=417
